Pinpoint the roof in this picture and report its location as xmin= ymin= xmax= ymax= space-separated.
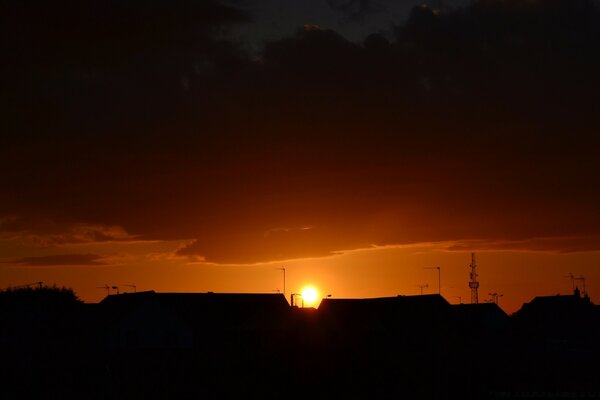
xmin=318 ymin=294 xmax=450 ymax=313
xmin=512 ymin=292 xmax=600 ymax=332
xmin=100 ymin=291 xmax=288 ymax=307
xmin=99 ymin=291 xmax=290 ymax=330
xmin=317 ymin=294 xmax=452 ymax=333
xmin=452 ymin=302 xmax=509 ymax=319
xmin=452 ymin=303 xmax=510 ymax=333
xmin=514 ymin=293 xmax=594 ymax=317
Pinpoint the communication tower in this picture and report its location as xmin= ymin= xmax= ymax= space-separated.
xmin=469 ymin=253 xmax=480 ymax=304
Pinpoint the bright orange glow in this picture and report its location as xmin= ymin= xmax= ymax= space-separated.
xmin=301 ymin=286 xmax=319 ymax=306
xmin=2 ymin=240 xmax=600 ymax=314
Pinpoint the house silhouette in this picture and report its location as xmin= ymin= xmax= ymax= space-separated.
xmin=2 ymin=287 xmax=600 ymax=398
xmin=99 ymin=291 xmax=290 ymax=350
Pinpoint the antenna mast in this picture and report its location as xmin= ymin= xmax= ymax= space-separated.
xmin=574 ymin=276 xmax=586 ymax=296
xmin=469 ymin=253 xmax=480 ymax=304
xmin=566 ymin=272 xmax=576 ymax=292
xmin=278 ymin=267 xmax=286 ymax=298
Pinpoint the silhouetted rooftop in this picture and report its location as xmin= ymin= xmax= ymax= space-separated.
xmin=317 ymin=294 xmax=452 ymax=335
xmin=318 ymin=294 xmax=450 ymax=311
xmin=452 ymin=302 xmax=510 ymax=336
xmin=452 ymin=302 xmax=508 ymax=316
xmin=319 ymin=293 xmax=449 ymax=304
xmin=99 ymin=291 xmax=290 ymax=331
xmin=101 ymin=291 xmax=288 ymax=307
xmin=514 ymin=290 xmax=595 ymax=319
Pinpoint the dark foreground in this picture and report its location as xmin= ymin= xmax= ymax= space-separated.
xmin=1 ymin=289 xmax=599 ymax=399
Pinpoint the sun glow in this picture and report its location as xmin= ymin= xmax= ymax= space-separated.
xmin=301 ymin=286 xmax=319 ymax=306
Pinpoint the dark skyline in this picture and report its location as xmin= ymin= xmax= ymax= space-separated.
xmin=1 ymin=284 xmax=599 ymax=398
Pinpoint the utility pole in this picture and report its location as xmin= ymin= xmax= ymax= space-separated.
xmin=488 ymin=292 xmax=503 ymax=305
xmin=566 ymin=272 xmax=576 ymax=291
xmin=469 ymin=253 xmax=480 ymax=304
xmin=417 ymin=284 xmax=428 ymax=295
xmin=425 ymin=266 xmax=441 ymax=295
xmin=278 ymin=267 xmax=286 ymax=298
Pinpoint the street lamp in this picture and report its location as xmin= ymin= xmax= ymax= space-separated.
xmin=425 ymin=266 xmax=441 ymax=295
xmin=277 ymin=267 xmax=286 ymax=297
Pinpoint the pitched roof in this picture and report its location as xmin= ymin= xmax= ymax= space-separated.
xmin=514 ymin=293 xmax=594 ymax=317
xmin=100 ymin=291 xmax=288 ymax=308
xmin=452 ymin=302 xmax=509 ymax=318
xmin=512 ymin=292 xmax=599 ymax=331
xmin=452 ymin=303 xmax=510 ymax=333
xmin=318 ymin=294 xmax=450 ymax=313
xmin=317 ymin=294 xmax=452 ymax=333
xmin=99 ymin=291 xmax=290 ymax=329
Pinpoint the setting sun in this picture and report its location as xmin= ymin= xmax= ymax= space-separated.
xmin=301 ymin=286 xmax=319 ymax=306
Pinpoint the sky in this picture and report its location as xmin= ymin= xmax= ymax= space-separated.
xmin=2 ymin=0 xmax=600 ymax=313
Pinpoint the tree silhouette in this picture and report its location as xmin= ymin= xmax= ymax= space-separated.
xmin=0 ymin=284 xmax=82 ymax=307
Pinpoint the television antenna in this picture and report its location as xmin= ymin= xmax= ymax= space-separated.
xmin=425 ymin=266 xmax=441 ymax=294
xmin=566 ymin=272 xmax=576 ymax=291
xmin=96 ymin=284 xmax=110 ymax=296
xmin=122 ymin=284 xmax=136 ymax=293
xmin=488 ymin=292 xmax=503 ymax=305
xmin=574 ymin=276 xmax=586 ymax=296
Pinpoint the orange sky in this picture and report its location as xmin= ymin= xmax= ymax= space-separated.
xmin=1 ymin=237 xmax=598 ymax=314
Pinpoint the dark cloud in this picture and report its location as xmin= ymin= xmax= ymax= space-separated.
xmin=3 ymin=0 xmax=250 ymax=138
xmin=444 ymin=236 xmax=600 ymax=253
xmin=176 ymin=226 xmax=372 ymax=264
xmin=2 ymin=0 xmax=600 ymax=263
xmin=6 ymin=254 xmax=111 ymax=267
xmin=0 ymin=216 xmax=135 ymax=245
xmin=328 ymin=0 xmax=381 ymax=22
xmin=2 ymin=0 xmax=247 ymax=67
